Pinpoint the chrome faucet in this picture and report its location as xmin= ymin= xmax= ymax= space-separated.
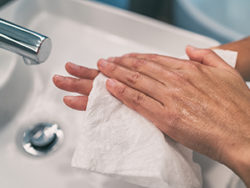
xmin=0 ymin=18 xmax=51 ymax=65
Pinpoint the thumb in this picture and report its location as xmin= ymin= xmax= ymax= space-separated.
xmin=186 ymin=45 xmax=230 ymax=69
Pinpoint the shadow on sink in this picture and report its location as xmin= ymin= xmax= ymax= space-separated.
xmin=0 ymin=60 xmax=33 ymax=130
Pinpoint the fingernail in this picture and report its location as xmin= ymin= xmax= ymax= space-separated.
xmin=63 ymin=96 xmax=70 ymax=101
xmin=67 ymin=61 xmax=73 ymax=65
xmin=187 ymin=45 xmax=199 ymax=50
xmin=98 ymin=59 xmax=108 ymax=68
xmin=63 ymin=96 xmax=73 ymax=101
xmin=54 ymin=75 xmax=63 ymax=81
xmin=67 ymin=62 xmax=76 ymax=67
xmin=106 ymin=79 xmax=116 ymax=88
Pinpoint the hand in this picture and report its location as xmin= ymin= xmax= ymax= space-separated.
xmin=215 ymin=36 xmax=250 ymax=81
xmin=53 ymin=47 xmax=250 ymax=186
xmin=96 ymin=47 xmax=250 ymax=186
xmin=53 ymin=62 xmax=98 ymax=110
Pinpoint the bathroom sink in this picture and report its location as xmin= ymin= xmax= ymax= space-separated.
xmin=0 ymin=0 xmax=239 ymax=187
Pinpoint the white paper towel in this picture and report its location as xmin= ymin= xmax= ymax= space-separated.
xmin=212 ymin=49 xmax=237 ymax=67
xmin=72 ymin=50 xmax=238 ymax=188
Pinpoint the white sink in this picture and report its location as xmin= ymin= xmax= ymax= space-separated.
xmin=0 ymin=0 xmax=238 ymax=187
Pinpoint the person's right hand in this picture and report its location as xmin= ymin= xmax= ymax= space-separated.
xmin=53 ymin=62 xmax=98 ymax=110
xmin=53 ymin=50 xmax=250 ymax=187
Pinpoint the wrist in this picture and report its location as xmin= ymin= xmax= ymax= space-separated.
xmin=229 ymin=146 xmax=250 ymax=187
xmin=222 ymin=107 xmax=250 ymax=187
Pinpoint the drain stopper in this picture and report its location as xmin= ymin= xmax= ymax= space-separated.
xmin=21 ymin=122 xmax=64 ymax=157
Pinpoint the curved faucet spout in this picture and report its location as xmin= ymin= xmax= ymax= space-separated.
xmin=0 ymin=18 xmax=52 ymax=65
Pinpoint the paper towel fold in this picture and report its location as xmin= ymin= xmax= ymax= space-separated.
xmin=72 ymin=50 xmax=238 ymax=188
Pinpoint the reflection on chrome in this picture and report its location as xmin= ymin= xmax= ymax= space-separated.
xmin=0 ymin=18 xmax=51 ymax=65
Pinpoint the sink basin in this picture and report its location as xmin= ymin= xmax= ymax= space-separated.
xmin=0 ymin=51 xmax=16 ymax=89
xmin=0 ymin=0 xmax=240 ymax=187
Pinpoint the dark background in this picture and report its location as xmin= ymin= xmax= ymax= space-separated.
xmin=129 ymin=0 xmax=173 ymax=23
xmin=0 ymin=0 xmax=9 ymax=6
xmin=0 ymin=0 xmax=174 ymax=23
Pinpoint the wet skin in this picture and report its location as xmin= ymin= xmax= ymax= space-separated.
xmin=53 ymin=46 xmax=250 ymax=187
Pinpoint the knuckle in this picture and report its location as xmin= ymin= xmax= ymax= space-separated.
xmin=130 ymin=58 xmax=146 ymax=70
xmin=79 ymin=66 xmax=88 ymax=75
xmin=182 ymin=61 xmax=203 ymax=76
xmin=132 ymin=93 xmax=145 ymax=107
xmin=162 ymin=111 xmax=181 ymax=132
xmin=108 ymin=62 xmax=117 ymax=72
xmin=168 ymin=111 xmax=180 ymax=125
xmin=167 ymin=71 xmax=184 ymax=81
xmin=116 ymin=84 xmax=127 ymax=96
xmin=69 ymin=78 xmax=77 ymax=87
xmin=73 ymin=78 xmax=81 ymax=88
xmin=80 ymin=67 xmax=95 ymax=78
xmin=187 ymin=62 xmax=201 ymax=71
xmin=203 ymin=49 xmax=216 ymax=60
xmin=127 ymin=71 xmax=141 ymax=85
xmin=112 ymin=57 xmax=121 ymax=63
xmin=74 ymin=79 xmax=84 ymax=92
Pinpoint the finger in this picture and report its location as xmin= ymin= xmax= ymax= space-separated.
xmin=63 ymin=96 xmax=88 ymax=111
xmin=108 ymin=55 xmax=200 ymax=89
xmin=120 ymin=53 xmax=186 ymax=69
xmin=105 ymin=56 xmax=168 ymax=84
xmin=186 ymin=45 xmax=230 ymax=69
xmin=65 ymin=62 xmax=99 ymax=79
xmin=97 ymin=59 xmax=167 ymax=103
xmin=53 ymin=75 xmax=93 ymax=95
xmin=106 ymin=78 xmax=165 ymax=128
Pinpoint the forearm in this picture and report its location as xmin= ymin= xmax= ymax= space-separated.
xmin=216 ymin=36 xmax=250 ymax=81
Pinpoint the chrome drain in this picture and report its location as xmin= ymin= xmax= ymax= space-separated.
xmin=21 ymin=122 xmax=64 ymax=157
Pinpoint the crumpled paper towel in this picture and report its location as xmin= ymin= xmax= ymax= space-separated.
xmin=72 ymin=50 xmax=238 ymax=188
